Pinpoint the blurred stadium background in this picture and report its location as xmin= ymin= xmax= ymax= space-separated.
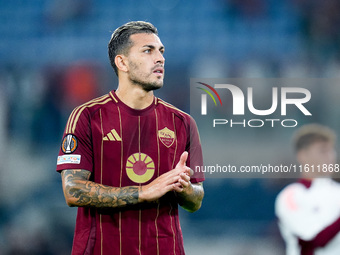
xmin=1 ymin=0 xmax=340 ymax=254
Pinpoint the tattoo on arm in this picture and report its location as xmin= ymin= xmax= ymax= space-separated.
xmin=61 ymin=169 xmax=140 ymax=208
xmin=177 ymin=182 xmax=204 ymax=212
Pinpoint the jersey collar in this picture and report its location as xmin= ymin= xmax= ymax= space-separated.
xmin=109 ymin=90 xmax=157 ymax=116
xmin=298 ymin=178 xmax=312 ymax=189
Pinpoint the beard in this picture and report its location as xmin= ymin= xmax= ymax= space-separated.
xmin=130 ymin=76 xmax=163 ymax=91
xmin=128 ymin=62 xmax=164 ymax=92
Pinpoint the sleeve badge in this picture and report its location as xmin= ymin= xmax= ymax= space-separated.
xmin=61 ymin=134 xmax=78 ymax=154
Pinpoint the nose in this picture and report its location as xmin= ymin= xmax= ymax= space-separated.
xmin=155 ymin=51 xmax=165 ymax=64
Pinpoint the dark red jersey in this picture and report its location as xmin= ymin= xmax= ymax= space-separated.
xmin=57 ymin=91 xmax=204 ymax=255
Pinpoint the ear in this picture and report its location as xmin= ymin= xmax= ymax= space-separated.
xmin=115 ymin=54 xmax=129 ymax=73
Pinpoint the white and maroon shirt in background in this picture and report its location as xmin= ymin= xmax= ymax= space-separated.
xmin=275 ymin=178 xmax=340 ymax=255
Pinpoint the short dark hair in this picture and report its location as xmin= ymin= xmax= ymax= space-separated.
xmin=108 ymin=21 xmax=158 ymax=75
xmin=293 ymin=124 xmax=336 ymax=152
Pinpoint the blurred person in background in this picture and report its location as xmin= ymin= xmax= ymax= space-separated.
xmin=275 ymin=124 xmax=340 ymax=255
xmin=56 ymin=21 xmax=204 ymax=255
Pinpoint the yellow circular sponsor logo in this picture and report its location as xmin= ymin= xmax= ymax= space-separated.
xmin=126 ymin=153 xmax=155 ymax=183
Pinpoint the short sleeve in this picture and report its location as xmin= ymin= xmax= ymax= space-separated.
xmin=186 ymin=116 xmax=205 ymax=183
xmin=56 ymin=107 xmax=93 ymax=173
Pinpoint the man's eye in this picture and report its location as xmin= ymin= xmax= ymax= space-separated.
xmin=144 ymin=49 xmax=151 ymax=53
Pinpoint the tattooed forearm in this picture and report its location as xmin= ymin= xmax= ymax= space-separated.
xmin=61 ymin=170 xmax=140 ymax=208
xmin=177 ymin=183 xmax=204 ymax=213
xmin=68 ymin=182 xmax=140 ymax=207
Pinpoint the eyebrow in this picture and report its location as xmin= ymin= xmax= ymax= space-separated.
xmin=142 ymin=45 xmax=165 ymax=51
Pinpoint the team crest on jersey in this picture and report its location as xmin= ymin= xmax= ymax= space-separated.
xmin=61 ymin=134 xmax=78 ymax=154
xmin=158 ymin=127 xmax=175 ymax=148
xmin=126 ymin=153 xmax=155 ymax=184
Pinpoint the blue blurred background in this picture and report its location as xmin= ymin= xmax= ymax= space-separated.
xmin=1 ymin=0 xmax=340 ymax=254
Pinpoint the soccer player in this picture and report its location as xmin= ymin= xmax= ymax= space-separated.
xmin=275 ymin=124 xmax=340 ymax=255
xmin=56 ymin=21 xmax=205 ymax=255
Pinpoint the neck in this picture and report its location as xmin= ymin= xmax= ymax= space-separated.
xmin=115 ymin=83 xmax=154 ymax=110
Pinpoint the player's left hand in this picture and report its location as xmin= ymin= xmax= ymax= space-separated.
xmin=173 ymin=151 xmax=194 ymax=194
